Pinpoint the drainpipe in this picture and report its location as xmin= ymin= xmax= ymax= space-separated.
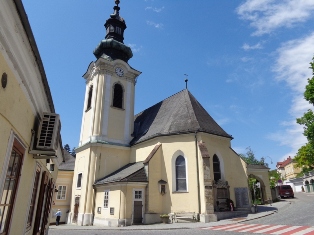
xmin=195 ymin=131 xmax=201 ymax=220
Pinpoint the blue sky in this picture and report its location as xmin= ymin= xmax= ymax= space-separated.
xmin=23 ymin=0 xmax=314 ymax=169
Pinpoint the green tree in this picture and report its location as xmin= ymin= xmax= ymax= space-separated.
xmin=268 ymin=169 xmax=281 ymax=188
xmin=71 ymin=147 xmax=76 ymax=157
xmin=294 ymin=143 xmax=314 ymax=169
xmin=64 ymin=144 xmax=71 ymax=153
xmin=239 ymin=147 xmax=267 ymax=166
xmin=296 ymin=57 xmax=314 ymax=169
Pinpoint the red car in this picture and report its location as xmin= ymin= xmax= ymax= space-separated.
xmin=277 ymin=185 xmax=294 ymax=198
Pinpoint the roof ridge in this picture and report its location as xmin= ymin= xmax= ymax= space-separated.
xmin=135 ymin=89 xmax=186 ymax=117
xmin=131 ymin=89 xmax=232 ymax=145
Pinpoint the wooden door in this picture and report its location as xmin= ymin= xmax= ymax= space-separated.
xmin=133 ymin=201 xmax=142 ymax=224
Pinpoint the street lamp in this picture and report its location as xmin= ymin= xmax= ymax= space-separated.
xmin=264 ymin=156 xmax=273 ymax=164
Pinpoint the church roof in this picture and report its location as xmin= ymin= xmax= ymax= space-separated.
xmin=58 ymin=150 xmax=75 ymax=171
xmin=94 ymin=161 xmax=147 ymax=185
xmin=131 ymin=89 xmax=232 ymax=145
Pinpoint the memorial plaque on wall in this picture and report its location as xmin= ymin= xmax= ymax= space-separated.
xmin=234 ymin=187 xmax=250 ymax=207
xmin=217 ymin=188 xmax=228 ymax=199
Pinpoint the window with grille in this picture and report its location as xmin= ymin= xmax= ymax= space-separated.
xmin=213 ymin=154 xmax=221 ymax=182
xmin=175 ymin=155 xmax=187 ymax=191
xmin=104 ymin=190 xmax=109 ymax=208
xmin=134 ymin=190 xmax=142 ymax=199
xmin=26 ymin=163 xmax=41 ymax=228
xmin=112 ymin=83 xmax=123 ymax=109
xmin=56 ymin=185 xmax=67 ymax=200
xmin=0 ymin=138 xmax=25 ymax=234
xmin=77 ymin=173 xmax=82 ymax=188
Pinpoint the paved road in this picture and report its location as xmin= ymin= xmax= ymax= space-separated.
xmin=203 ymin=192 xmax=314 ymax=234
xmin=48 ymin=192 xmax=314 ymax=235
xmin=246 ymin=192 xmax=314 ymax=226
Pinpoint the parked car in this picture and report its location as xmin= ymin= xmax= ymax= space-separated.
xmin=277 ymin=185 xmax=294 ymax=198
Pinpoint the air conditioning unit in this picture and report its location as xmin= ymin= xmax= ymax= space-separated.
xmin=36 ymin=112 xmax=60 ymax=151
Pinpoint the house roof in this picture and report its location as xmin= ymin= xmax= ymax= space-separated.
xmin=276 ymin=156 xmax=292 ymax=168
xmin=94 ymin=161 xmax=147 ymax=185
xmin=130 ymin=89 xmax=232 ymax=145
xmin=58 ymin=150 xmax=75 ymax=171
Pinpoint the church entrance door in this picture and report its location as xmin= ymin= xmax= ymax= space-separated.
xmin=73 ymin=196 xmax=80 ymax=223
xmin=133 ymin=189 xmax=143 ymax=224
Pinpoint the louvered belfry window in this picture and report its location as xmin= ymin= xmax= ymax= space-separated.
xmin=213 ymin=154 xmax=221 ymax=182
xmin=112 ymin=83 xmax=123 ymax=109
xmin=175 ymin=155 xmax=187 ymax=191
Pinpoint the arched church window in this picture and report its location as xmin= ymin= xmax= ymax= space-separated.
xmin=112 ymin=83 xmax=123 ymax=109
xmin=213 ymin=154 xmax=221 ymax=182
xmin=86 ymin=85 xmax=93 ymax=111
xmin=175 ymin=155 xmax=187 ymax=191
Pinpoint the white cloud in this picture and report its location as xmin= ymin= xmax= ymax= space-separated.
xmin=146 ymin=21 xmax=163 ymax=29
xmin=237 ymin=0 xmax=314 ymax=35
xmin=242 ymin=42 xmax=263 ymax=50
xmin=268 ymin=32 xmax=314 ymax=155
xmin=241 ymin=57 xmax=253 ymax=62
xmin=145 ymin=6 xmax=164 ymax=13
xmin=216 ymin=117 xmax=230 ymax=126
xmin=128 ymin=44 xmax=142 ymax=53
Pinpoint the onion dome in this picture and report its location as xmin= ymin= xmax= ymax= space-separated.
xmin=93 ymin=0 xmax=133 ymax=62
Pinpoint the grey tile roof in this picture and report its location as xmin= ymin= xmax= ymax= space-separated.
xmin=94 ymin=161 xmax=147 ymax=185
xmin=131 ymin=89 xmax=232 ymax=145
xmin=58 ymin=150 xmax=75 ymax=171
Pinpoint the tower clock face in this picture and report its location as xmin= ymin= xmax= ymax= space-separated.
xmin=115 ymin=67 xmax=124 ymax=77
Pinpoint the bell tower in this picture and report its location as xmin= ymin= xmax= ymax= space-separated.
xmin=72 ymin=1 xmax=141 ymax=226
xmin=79 ymin=0 xmax=141 ymax=147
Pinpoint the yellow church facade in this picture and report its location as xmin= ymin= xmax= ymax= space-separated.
xmin=69 ymin=1 xmax=263 ymax=227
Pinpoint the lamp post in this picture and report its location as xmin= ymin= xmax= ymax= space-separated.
xmin=264 ymin=156 xmax=273 ymax=164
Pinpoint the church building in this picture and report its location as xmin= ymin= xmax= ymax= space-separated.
xmin=69 ymin=0 xmax=255 ymax=226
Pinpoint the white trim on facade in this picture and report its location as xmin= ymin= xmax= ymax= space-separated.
xmin=132 ymin=188 xmax=144 ymax=224
xmin=56 ymin=185 xmax=67 ymax=200
xmin=79 ymin=81 xmax=90 ymax=145
xmin=89 ymin=74 xmax=98 ymax=138
xmin=102 ymin=73 xmax=111 ymax=137
xmin=124 ymin=80 xmax=132 ymax=143
xmin=103 ymin=189 xmax=110 ymax=209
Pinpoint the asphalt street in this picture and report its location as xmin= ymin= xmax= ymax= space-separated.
xmin=48 ymin=192 xmax=314 ymax=235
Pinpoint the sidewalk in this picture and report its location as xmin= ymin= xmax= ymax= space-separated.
xmin=49 ymin=201 xmax=291 ymax=231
